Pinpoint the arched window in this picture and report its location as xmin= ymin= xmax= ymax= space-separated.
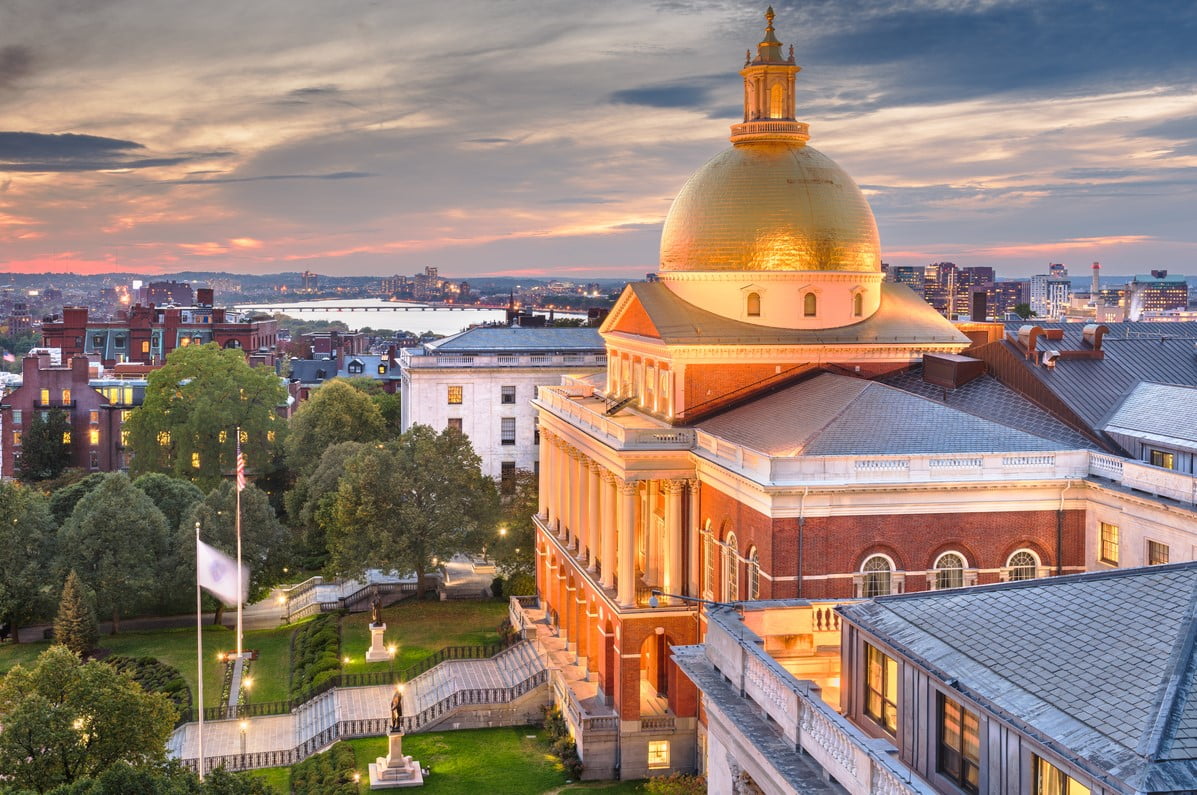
xmin=853 ymin=292 xmax=863 ymax=317
xmin=746 ymin=292 xmax=761 ymax=317
xmin=723 ymin=531 xmax=739 ymax=602
xmin=934 ymin=552 xmax=966 ymax=590
xmin=747 ymin=548 xmax=761 ymax=599
xmin=862 ymin=555 xmax=892 ymax=598
xmin=703 ymin=523 xmax=715 ymax=598
xmin=1007 ymin=549 xmax=1039 ymax=581
xmin=803 ymin=292 xmax=817 ymax=317
xmin=769 ymin=84 xmax=784 ymax=119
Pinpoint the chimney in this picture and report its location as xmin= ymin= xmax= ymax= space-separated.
xmin=197 ymin=288 xmax=214 ymax=307
xmin=1091 ymin=262 xmax=1100 ymax=298
xmin=71 ymin=355 xmax=90 ymax=382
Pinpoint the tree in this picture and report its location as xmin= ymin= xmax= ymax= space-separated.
xmin=49 ymin=472 xmax=107 ymax=526
xmin=492 ymin=469 xmax=538 ymax=582
xmin=1013 ymin=302 xmax=1035 ymax=319
xmin=0 ymin=481 xmax=57 ymax=643
xmin=132 ymin=473 xmax=204 ymax=532
xmin=54 ymin=570 xmax=99 ymax=658
xmin=58 ymin=473 xmax=170 ymax=634
xmin=124 ymin=343 xmax=286 ymax=490
xmin=181 ymin=481 xmax=288 ymax=624
xmin=284 ymin=379 xmax=386 ymax=477
xmin=0 ymin=646 xmax=176 ymax=792
xmin=40 ymin=763 xmax=276 ymax=794
xmin=284 ymin=441 xmax=366 ymax=569
xmin=16 ymin=407 xmax=72 ymax=482
xmin=341 ymin=377 xmax=402 ymax=435
xmin=327 ymin=425 xmax=498 ymax=594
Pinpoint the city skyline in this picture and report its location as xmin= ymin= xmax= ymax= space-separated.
xmin=2 ymin=0 xmax=1196 ymax=279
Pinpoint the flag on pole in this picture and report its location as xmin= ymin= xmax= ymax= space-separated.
xmin=1 ymin=350 xmax=15 ymax=363
xmin=196 ymin=538 xmax=248 ymax=606
xmin=235 ymin=445 xmax=246 ymax=492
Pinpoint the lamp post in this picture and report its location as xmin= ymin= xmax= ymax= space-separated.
xmin=388 ymin=645 xmax=397 ymax=683
xmin=277 ymin=593 xmax=288 ymax=625
xmin=239 ymin=719 xmax=248 ymax=765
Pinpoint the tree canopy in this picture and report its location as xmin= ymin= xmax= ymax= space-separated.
xmin=54 ymin=570 xmax=99 ymax=658
xmin=327 ymin=425 xmax=498 ymax=593
xmin=58 ymin=473 xmax=170 ymax=633
xmin=16 ymin=407 xmax=72 ymax=482
xmin=48 ymin=473 xmax=106 ymax=525
xmin=124 ymin=343 xmax=286 ymax=490
xmin=492 ymin=469 xmax=538 ymax=582
xmin=285 ymin=379 xmax=385 ymax=477
xmin=0 ymin=481 xmax=56 ymax=642
xmin=0 ymin=646 xmax=176 ymax=792
xmin=341 ymin=377 xmax=401 ymax=434
xmin=284 ymin=441 xmax=366 ymax=569
xmin=132 ymin=473 xmax=204 ymax=533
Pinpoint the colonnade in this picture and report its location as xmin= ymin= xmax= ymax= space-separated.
xmin=538 ymin=430 xmax=692 ymax=607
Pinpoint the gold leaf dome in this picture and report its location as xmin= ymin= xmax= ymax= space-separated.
xmin=658 ymin=141 xmax=882 ymax=273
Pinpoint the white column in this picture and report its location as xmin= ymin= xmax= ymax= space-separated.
xmin=617 ymin=480 xmax=638 ymax=607
xmin=556 ymin=441 xmax=569 ymax=538
xmin=565 ymin=448 xmax=578 ymax=546
xmin=687 ymin=479 xmax=700 ymax=597
xmin=576 ymin=453 xmax=590 ymax=558
xmin=601 ymin=471 xmax=617 ymax=590
xmin=586 ymin=462 xmax=601 ymax=572
xmin=537 ymin=432 xmax=550 ymax=519
xmin=645 ymin=480 xmax=659 ymax=584
xmin=663 ymin=480 xmax=683 ymax=597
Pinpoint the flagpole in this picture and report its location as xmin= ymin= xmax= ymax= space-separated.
xmin=195 ymin=520 xmax=205 ymax=782
xmin=235 ymin=426 xmax=243 ymax=660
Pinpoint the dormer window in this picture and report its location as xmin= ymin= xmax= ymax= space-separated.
xmin=803 ymin=292 xmax=817 ymax=317
xmin=746 ymin=292 xmax=761 ymax=317
xmin=347 ymin=360 xmax=364 ymax=374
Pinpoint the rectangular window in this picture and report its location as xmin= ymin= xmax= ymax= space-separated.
xmin=89 ymin=450 xmax=98 ymax=470
xmin=1100 ymin=522 xmax=1119 ymax=565
xmin=865 ymin=643 xmax=899 ymax=735
xmin=500 ymin=417 xmax=516 ymax=445
xmin=89 ymin=410 xmax=99 ymax=424
xmin=447 ymin=385 xmax=463 ymax=405
xmin=533 ymin=418 xmax=540 ymax=446
xmin=61 ymin=389 xmax=71 ymax=404
xmin=1034 ymin=755 xmax=1090 ymax=795
xmin=447 ymin=418 xmax=463 ymax=433
xmin=1148 ymin=540 xmax=1170 ymax=566
xmin=647 ymin=740 xmax=670 ymax=769
xmin=122 ymin=387 xmax=133 ymax=404
xmin=191 ymin=451 xmax=201 ymax=468
xmin=500 ymin=461 xmax=516 ymax=494
xmin=378 ymin=364 xmax=387 ymax=375
xmin=1150 ymin=449 xmax=1176 ymax=469
xmin=89 ymin=429 xmax=100 ymax=446
xmin=704 ymin=534 xmax=716 ymax=598
xmin=12 ymin=430 xmax=21 ymax=446
xmin=120 ymin=429 xmax=129 ymax=447
xmin=39 ymin=388 xmax=49 ymax=405
xmin=500 ymin=385 xmax=516 ymax=404
xmin=11 ymin=410 xmax=21 ymax=426
xmin=62 ymin=431 xmax=71 ymax=445
xmin=938 ymin=694 xmax=980 ymax=792
xmin=141 ymin=340 xmax=150 ymax=354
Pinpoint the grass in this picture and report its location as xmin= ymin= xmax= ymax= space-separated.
xmin=340 ymin=599 xmax=509 ymax=675
xmin=560 ymin=784 xmax=648 ymax=794
xmin=241 ymin=766 xmax=289 ymax=793
xmin=242 ymin=623 xmax=299 ymax=704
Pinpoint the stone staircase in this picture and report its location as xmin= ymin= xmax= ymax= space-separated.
xmin=403 ymin=640 xmax=546 ymax=715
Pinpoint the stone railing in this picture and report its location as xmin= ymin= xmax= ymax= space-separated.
xmin=1098 ymin=457 xmax=1197 ymax=505
xmin=536 ymin=387 xmax=694 ymax=451
xmin=508 ymin=594 xmax=540 ymax=640
xmin=401 ymin=351 xmax=606 ymax=369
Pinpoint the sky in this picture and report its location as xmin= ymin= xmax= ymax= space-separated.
xmin=1 ymin=0 xmax=1196 ymax=280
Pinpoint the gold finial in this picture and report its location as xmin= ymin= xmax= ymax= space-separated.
xmin=756 ymin=5 xmax=784 ymax=63
xmin=765 ymin=6 xmax=775 ymax=24
xmin=789 ymin=44 xmax=794 ymax=63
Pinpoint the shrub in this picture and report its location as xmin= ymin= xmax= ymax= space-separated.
xmin=491 ymin=575 xmax=506 ymax=599
xmin=291 ymin=740 xmax=358 ymax=794
xmin=507 ymin=572 xmax=536 ymax=597
xmin=290 ymin=613 xmax=342 ymax=698
xmin=104 ymin=655 xmax=192 ymax=716
xmin=645 ymin=773 xmax=708 ymax=794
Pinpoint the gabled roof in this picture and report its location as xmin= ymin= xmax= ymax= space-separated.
xmin=425 ymin=326 xmax=603 ymax=354
xmin=1104 ymin=382 xmax=1197 ymax=447
xmin=695 ymin=372 xmax=1066 ymax=456
xmin=840 ymin=563 xmax=1197 ymax=793
xmin=604 ymin=282 xmax=969 ymax=346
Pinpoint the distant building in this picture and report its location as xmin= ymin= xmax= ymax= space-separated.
xmin=300 ymin=271 xmax=319 ymax=293
xmin=987 ymin=279 xmax=1028 ymax=319
xmin=7 ymin=302 xmax=32 ymax=334
xmin=888 ymin=266 xmax=925 ymax=297
xmin=137 ymin=280 xmax=194 ymax=307
xmin=1127 ymin=271 xmax=1188 ymax=319
xmin=289 ymin=351 xmax=401 ymax=401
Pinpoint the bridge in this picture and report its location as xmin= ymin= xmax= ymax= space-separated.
xmin=235 ymin=303 xmax=513 ymax=313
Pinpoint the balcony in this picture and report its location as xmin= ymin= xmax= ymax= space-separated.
xmin=536 ymin=386 xmax=695 ymax=452
xmin=400 ymin=351 xmax=606 ymax=370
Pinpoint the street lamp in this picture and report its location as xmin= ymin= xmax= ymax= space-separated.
xmin=239 ymin=719 xmax=249 ymax=763
xmin=277 ymin=594 xmax=289 ymax=624
xmin=388 ymin=645 xmax=397 ymax=682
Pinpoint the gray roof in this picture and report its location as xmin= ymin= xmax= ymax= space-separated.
xmin=840 ymin=563 xmax=1197 ymax=793
xmin=426 ymin=326 xmax=603 ymax=354
xmin=1105 ymin=382 xmax=1197 ymax=446
xmin=883 ymin=368 xmax=1101 ymax=450
xmin=289 ymin=355 xmax=396 ymax=385
xmin=696 ymin=373 xmax=1067 ymax=456
xmin=610 ymin=281 xmax=969 ymax=346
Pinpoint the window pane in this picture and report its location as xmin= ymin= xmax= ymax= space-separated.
xmin=500 ymin=417 xmax=516 ymax=444
xmin=447 ymin=385 xmax=463 ymax=405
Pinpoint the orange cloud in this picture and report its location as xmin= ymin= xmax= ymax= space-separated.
xmin=229 ymin=237 xmax=263 ymax=249
xmin=178 ymin=241 xmax=229 ymax=256
xmin=970 ymin=235 xmax=1153 ymax=257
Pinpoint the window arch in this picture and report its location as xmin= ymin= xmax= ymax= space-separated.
xmin=934 ymin=552 xmax=966 ymax=590
xmin=853 ymin=292 xmax=864 ymax=317
xmin=861 ymin=554 xmax=893 ymax=598
xmin=723 ymin=531 xmax=739 ymax=602
xmin=1007 ymin=549 xmax=1040 ymax=581
xmin=803 ymin=292 xmax=817 ymax=317
xmin=746 ymin=292 xmax=761 ymax=317
xmin=702 ymin=521 xmax=715 ymax=598
xmin=747 ymin=547 xmax=761 ymax=599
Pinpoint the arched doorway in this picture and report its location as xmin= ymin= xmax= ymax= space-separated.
xmin=639 ymin=631 xmax=674 ymax=712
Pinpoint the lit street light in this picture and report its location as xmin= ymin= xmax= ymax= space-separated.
xmin=239 ymin=719 xmax=249 ymax=763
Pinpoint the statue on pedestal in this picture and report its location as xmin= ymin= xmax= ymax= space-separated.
xmin=390 ymin=688 xmax=404 ymax=733
xmin=371 ymin=595 xmax=382 ymax=626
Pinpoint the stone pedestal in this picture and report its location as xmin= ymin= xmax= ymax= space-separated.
xmin=368 ymin=730 xmax=424 ymax=789
xmin=366 ymin=622 xmax=390 ymax=663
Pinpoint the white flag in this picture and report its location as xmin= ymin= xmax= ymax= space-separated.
xmin=197 ymin=538 xmax=248 ymax=606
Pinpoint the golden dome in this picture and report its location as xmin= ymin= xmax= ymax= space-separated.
xmin=659 ymin=141 xmax=882 ymax=273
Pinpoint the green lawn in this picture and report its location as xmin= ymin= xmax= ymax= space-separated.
xmin=242 ymin=624 xmax=298 ymax=705
xmin=241 ymin=766 xmax=289 ymax=793
xmin=340 ymin=600 xmax=509 ymax=675
xmin=560 ymin=784 xmax=648 ymax=794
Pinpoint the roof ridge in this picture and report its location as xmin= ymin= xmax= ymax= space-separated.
xmin=1139 ymin=573 xmax=1197 ymax=762
xmin=798 ymin=373 xmax=873 ymax=447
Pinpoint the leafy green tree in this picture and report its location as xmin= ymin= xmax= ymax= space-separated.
xmin=285 ymin=379 xmax=385 ymax=477
xmin=49 ymin=473 xmax=107 ymax=526
xmin=40 ymin=763 xmax=277 ymax=794
xmin=327 ymin=425 xmax=498 ymax=594
xmin=180 ymin=482 xmax=288 ymax=624
xmin=284 ymin=441 xmax=366 ymax=569
xmin=0 ymin=481 xmax=57 ymax=642
xmin=341 ymin=377 xmax=402 ymax=435
xmin=124 ymin=343 xmax=286 ymax=490
xmin=493 ymin=469 xmax=538 ymax=582
xmin=1013 ymin=302 xmax=1035 ymax=319
xmin=132 ymin=473 xmax=204 ymax=532
xmin=0 ymin=646 xmax=176 ymax=792
xmin=16 ymin=407 xmax=72 ymax=482
xmin=54 ymin=570 xmax=99 ymax=658
xmin=58 ymin=473 xmax=170 ymax=634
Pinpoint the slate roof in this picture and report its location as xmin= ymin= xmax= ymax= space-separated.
xmin=425 ymin=326 xmax=603 ymax=354
xmin=883 ymin=368 xmax=1101 ymax=450
xmin=839 ymin=563 xmax=1197 ymax=793
xmin=611 ymin=281 xmax=969 ymax=346
xmin=289 ymin=355 xmax=396 ymax=385
xmin=696 ymin=372 xmax=1067 ymax=456
xmin=1104 ymin=382 xmax=1197 ymax=446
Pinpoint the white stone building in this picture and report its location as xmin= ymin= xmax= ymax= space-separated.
xmin=398 ymin=326 xmax=605 ymax=482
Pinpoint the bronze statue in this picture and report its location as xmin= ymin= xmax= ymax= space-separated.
xmin=371 ymin=596 xmax=382 ymax=626
xmin=390 ymin=689 xmax=404 ymax=732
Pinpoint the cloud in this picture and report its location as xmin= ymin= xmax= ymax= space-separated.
xmin=164 ymin=171 xmax=373 ymax=184
xmin=0 ymin=131 xmax=228 ymax=172
xmin=609 ymin=75 xmax=725 ymax=109
xmin=0 ymin=45 xmax=33 ymax=89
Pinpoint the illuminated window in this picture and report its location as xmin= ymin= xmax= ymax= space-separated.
xmin=768 ymin=83 xmax=784 ymax=119
xmin=865 ymin=643 xmax=899 ymax=735
xmin=853 ymin=292 xmax=864 ymax=317
xmin=1007 ymin=550 xmax=1039 ymax=581
xmin=803 ymin=292 xmax=817 ymax=317
xmin=39 ymin=389 xmax=49 ymax=405
xmin=934 ymin=552 xmax=966 ymax=590
xmin=938 ymin=694 xmax=980 ymax=792
xmin=120 ymin=429 xmax=129 ymax=446
xmin=862 ymin=555 xmax=893 ymax=597
xmin=703 ymin=529 xmax=716 ymax=598
xmin=266 ymin=430 xmax=276 ymax=443
xmin=89 ymin=410 xmax=99 ymax=424
xmin=377 ymin=364 xmax=387 ymax=375
xmin=1100 ymin=523 xmax=1119 ymax=565
xmin=1148 ymin=540 xmax=1170 ymax=566
xmin=121 ymin=410 xmax=131 ymax=423
xmin=157 ymin=430 xmax=171 ymax=446
xmin=500 ymin=417 xmax=516 ymax=445
xmin=141 ymin=341 xmax=150 ymax=354
xmin=219 ymin=430 xmax=228 ymax=443
xmin=122 ymin=387 xmax=133 ymax=404
xmin=746 ymin=292 xmax=761 ymax=317
xmin=1034 ymin=755 xmax=1090 ymax=795
xmin=179 ymin=337 xmax=190 ymax=347
xmin=447 ymin=385 xmax=463 ymax=405
xmin=747 ymin=547 xmax=760 ymax=599
xmin=1150 ymin=449 xmax=1175 ymax=469
xmin=62 ymin=431 xmax=71 ymax=445
xmin=500 ymin=385 xmax=516 ymax=405
xmin=61 ymin=389 xmax=71 ymax=404
xmin=647 ymin=740 xmax=670 ymax=769
xmin=89 ymin=429 xmax=99 ymax=446
xmin=722 ymin=531 xmax=738 ymax=602
xmin=191 ymin=452 xmax=201 ymax=469
xmin=12 ymin=430 xmax=21 ymax=446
